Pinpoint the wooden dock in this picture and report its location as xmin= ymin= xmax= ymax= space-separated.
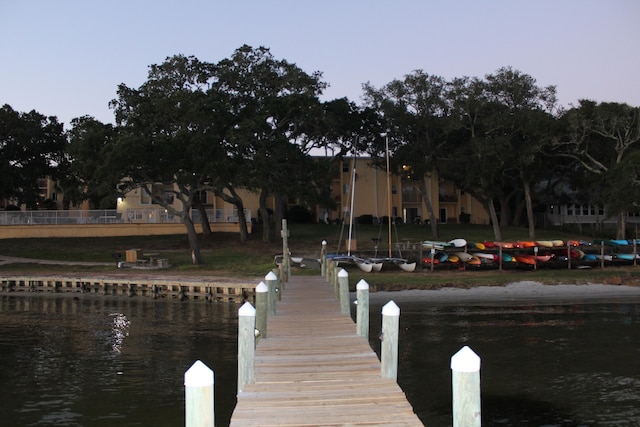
xmin=230 ymin=275 xmax=424 ymax=427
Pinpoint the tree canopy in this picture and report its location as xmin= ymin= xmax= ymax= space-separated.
xmin=4 ymin=46 xmax=640 ymax=243
xmin=0 ymin=104 xmax=66 ymax=209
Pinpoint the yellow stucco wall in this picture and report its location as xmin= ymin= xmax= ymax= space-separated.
xmin=0 ymin=222 xmax=246 ymax=239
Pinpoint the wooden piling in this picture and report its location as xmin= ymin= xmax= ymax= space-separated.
xmin=265 ymin=271 xmax=277 ymax=315
xmin=184 ymin=360 xmax=214 ymax=427
xmin=451 ymin=345 xmax=481 ymax=427
xmin=338 ymin=268 xmax=349 ymax=315
xmin=381 ymin=300 xmax=400 ymax=380
xmin=356 ymin=279 xmax=369 ymax=338
xmin=255 ymin=281 xmax=268 ymax=341
xmin=237 ymin=302 xmax=256 ymax=393
xmin=321 ymin=240 xmax=327 ymax=277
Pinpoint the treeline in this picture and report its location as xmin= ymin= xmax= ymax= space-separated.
xmin=1 ymin=45 xmax=639 ymax=263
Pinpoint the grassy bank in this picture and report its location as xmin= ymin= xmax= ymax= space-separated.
xmin=1 ymin=223 xmax=639 ymax=290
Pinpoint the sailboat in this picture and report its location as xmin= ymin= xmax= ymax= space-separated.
xmin=328 ymin=153 xmax=382 ymax=273
xmin=369 ymin=137 xmax=417 ymax=272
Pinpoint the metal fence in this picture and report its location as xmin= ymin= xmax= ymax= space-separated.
xmin=0 ymin=208 xmax=251 ymax=226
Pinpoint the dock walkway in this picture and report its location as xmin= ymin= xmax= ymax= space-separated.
xmin=230 ymin=275 xmax=423 ymax=426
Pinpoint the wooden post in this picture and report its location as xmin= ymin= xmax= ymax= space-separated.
xmin=281 ymin=219 xmax=291 ymax=278
xmin=332 ymin=262 xmax=339 ymax=299
xmin=321 ymin=240 xmax=327 ymax=277
xmin=330 ymin=261 xmax=336 ymax=287
xmin=430 ymin=248 xmax=435 ymax=273
xmin=338 ymin=268 xmax=350 ymax=315
xmin=255 ymin=281 xmax=268 ymax=341
xmin=356 ymin=279 xmax=369 ymax=338
xmin=184 ymin=360 xmax=214 ymax=427
xmin=451 ymin=345 xmax=481 ymax=427
xmin=237 ymin=302 xmax=255 ymax=393
xmin=265 ymin=271 xmax=277 ymax=315
xmin=381 ymin=300 xmax=400 ymax=380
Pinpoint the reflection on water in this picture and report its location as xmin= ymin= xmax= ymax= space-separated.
xmin=3 ymin=293 xmax=640 ymax=426
xmin=368 ymin=299 xmax=640 ymax=426
xmin=0 ymin=295 xmax=238 ymax=427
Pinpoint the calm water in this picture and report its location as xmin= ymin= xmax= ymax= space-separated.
xmin=2 ymin=292 xmax=640 ymax=426
xmin=0 ymin=295 xmax=238 ymax=427
xmin=367 ymin=298 xmax=640 ymax=426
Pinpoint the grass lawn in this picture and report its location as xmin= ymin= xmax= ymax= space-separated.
xmin=1 ymin=223 xmax=640 ymax=290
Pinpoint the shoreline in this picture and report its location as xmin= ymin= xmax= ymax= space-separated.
xmin=369 ymin=281 xmax=640 ymax=305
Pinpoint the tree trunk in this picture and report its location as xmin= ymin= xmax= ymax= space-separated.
xmin=499 ymin=195 xmax=510 ymax=228
xmin=259 ymin=189 xmax=272 ymax=243
xmin=213 ymin=187 xmax=250 ymax=241
xmin=183 ymin=213 xmax=203 ymax=264
xmin=195 ymin=200 xmax=211 ymax=236
xmin=420 ymin=175 xmax=439 ymax=238
xmin=274 ymin=194 xmax=286 ymax=239
xmin=618 ymin=211 xmax=627 ymax=239
xmin=235 ymin=203 xmax=250 ymax=242
xmin=523 ymin=179 xmax=536 ymax=239
xmin=487 ymin=198 xmax=502 ymax=241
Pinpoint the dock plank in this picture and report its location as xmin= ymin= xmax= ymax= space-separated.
xmin=230 ymin=275 xmax=423 ymax=427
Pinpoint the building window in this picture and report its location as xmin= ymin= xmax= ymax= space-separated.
xmin=402 ymin=185 xmax=421 ymax=203
xmin=194 ymin=190 xmax=208 ymax=205
xmin=342 ymin=161 xmax=350 ymax=173
xmin=161 ymin=191 xmax=174 ymax=205
xmin=141 ymin=188 xmax=151 ymax=205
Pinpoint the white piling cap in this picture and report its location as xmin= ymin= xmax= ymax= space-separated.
xmin=238 ymin=301 xmax=256 ymax=317
xmin=450 ymin=345 xmax=481 ymax=372
xmin=265 ymin=271 xmax=277 ymax=280
xmin=381 ymin=300 xmax=400 ymax=316
xmin=256 ymin=281 xmax=268 ymax=293
xmin=322 ymin=240 xmax=327 ymax=245
xmin=338 ymin=268 xmax=349 ymax=277
xmin=184 ymin=360 xmax=214 ymax=387
xmin=356 ymin=279 xmax=369 ymax=290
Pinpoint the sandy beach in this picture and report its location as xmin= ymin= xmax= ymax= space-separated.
xmin=370 ymin=281 xmax=640 ymax=305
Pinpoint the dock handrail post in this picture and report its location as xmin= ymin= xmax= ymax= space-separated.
xmin=451 ymin=346 xmax=481 ymax=427
xmin=237 ymin=302 xmax=256 ymax=393
xmin=381 ymin=300 xmax=400 ymax=380
xmin=255 ymin=281 xmax=269 ymax=341
xmin=328 ymin=260 xmax=335 ymax=286
xmin=265 ymin=271 xmax=277 ymax=315
xmin=184 ymin=360 xmax=214 ymax=427
xmin=356 ymin=279 xmax=369 ymax=338
xmin=281 ymin=219 xmax=291 ymax=279
xmin=338 ymin=269 xmax=350 ymax=314
xmin=321 ymin=240 xmax=327 ymax=277
xmin=332 ymin=261 xmax=340 ymax=299
xmin=275 ymin=266 xmax=284 ymax=301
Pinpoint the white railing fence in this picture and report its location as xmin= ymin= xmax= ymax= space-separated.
xmin=0 ymin=208 xmax=251 ymax=226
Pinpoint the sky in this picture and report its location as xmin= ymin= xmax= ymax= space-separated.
xmin=1 ymin=0 xmax=639 ymax=127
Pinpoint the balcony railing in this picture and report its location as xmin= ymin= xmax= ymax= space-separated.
xmin=0 ymin=209 xmax=251 ymax=226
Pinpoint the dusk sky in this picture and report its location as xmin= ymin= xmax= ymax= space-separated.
xmin=1 ymin=0 xmax=638 ymax=127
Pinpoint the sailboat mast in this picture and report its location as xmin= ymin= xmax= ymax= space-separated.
xmin=347 ymin=155 xmax=357 ymax=256
xmin=386 ymin=137 xmax=392 ymax=259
